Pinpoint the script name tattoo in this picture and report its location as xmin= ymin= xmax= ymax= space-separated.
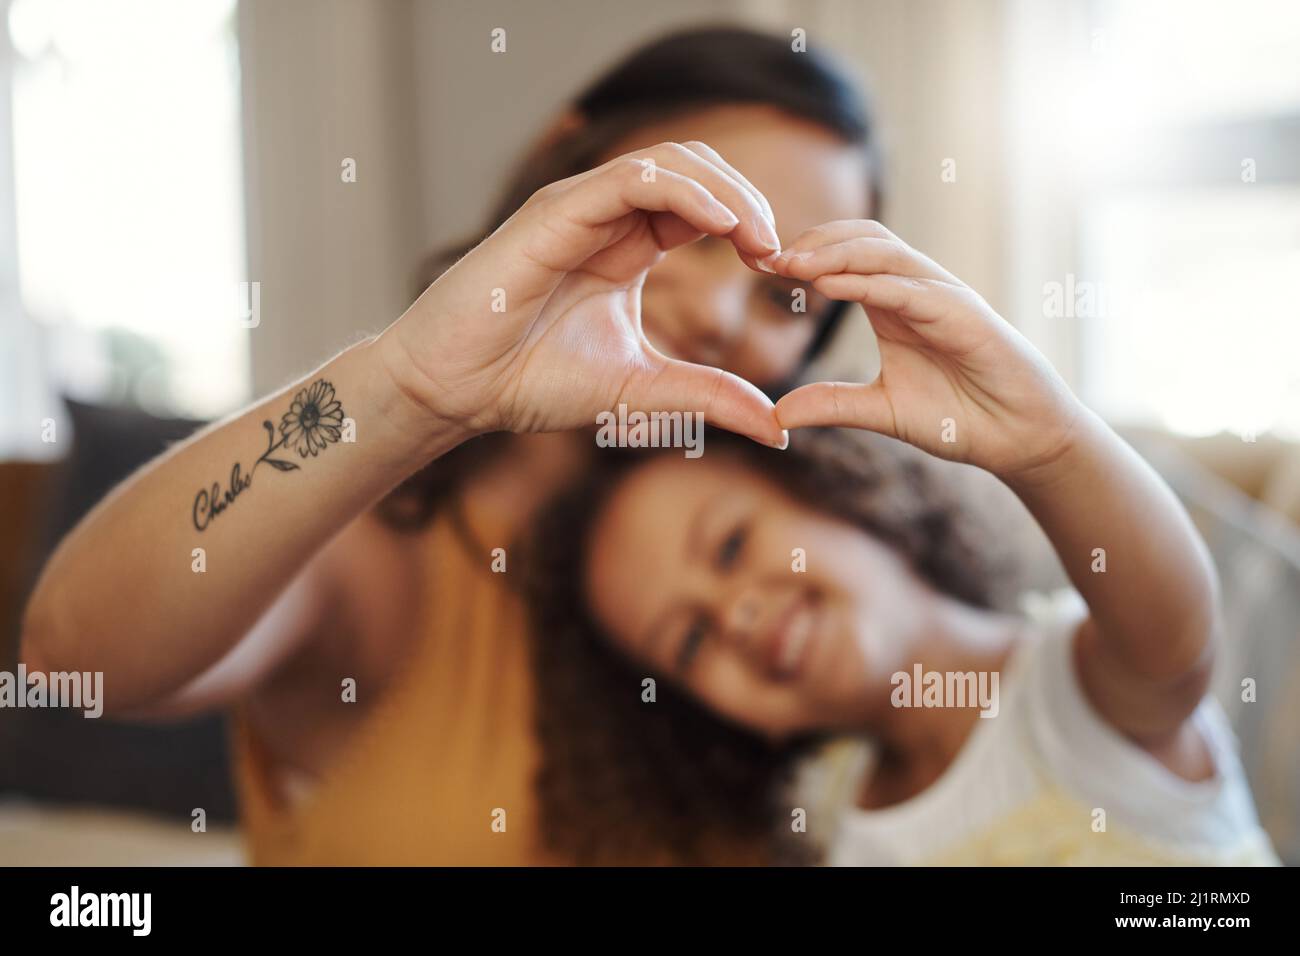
xmin=192 ymin=379 xmax=345 ymax=531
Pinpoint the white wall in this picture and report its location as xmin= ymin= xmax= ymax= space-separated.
xmin=239 ymin=0 xmax=426 ymax=393
xmin=411 ymin=0 xmax=743 ymax=259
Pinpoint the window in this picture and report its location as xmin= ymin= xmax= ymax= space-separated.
xmin=1080 ymin=186 xmax=1300 ymax=438
xmin=1067 ymin=0 xmax=1300 ymax=439
xmin=8 ymin=0 xmax=248 ymax=419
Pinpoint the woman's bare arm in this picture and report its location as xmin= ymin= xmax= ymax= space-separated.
xmin=20 ymin=337 xmax=458 ymax=714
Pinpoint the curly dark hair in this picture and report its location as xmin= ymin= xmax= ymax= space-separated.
xmin=522 ymin=427 xmax=1002 ymax=865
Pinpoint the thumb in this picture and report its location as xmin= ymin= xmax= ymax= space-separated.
xmin=626 ymin=359 xmax=787 ymax=449
xmin=775 ymin=381 xmax=898 ymax=438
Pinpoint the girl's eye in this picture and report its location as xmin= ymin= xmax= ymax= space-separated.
xmin=717 ymin=523 xmax=748 ymax=570
xmin=675 ymin=616 xmax=709 ymax=673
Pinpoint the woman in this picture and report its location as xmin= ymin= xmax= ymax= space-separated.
xmin=525 ymin=221 xmax=1279 ymax=866
xmin=21 ymin=27 xmax=879 ymax=864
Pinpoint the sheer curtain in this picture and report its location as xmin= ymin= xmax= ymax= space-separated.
xmin=0 ymin=0 xmax=51 ymax=460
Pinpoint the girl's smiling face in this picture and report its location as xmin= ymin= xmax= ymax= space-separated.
xmin=584 ymin=451 xmax=924 ymax=740
xmin=601 ymin=103 xmax=873 ymax=388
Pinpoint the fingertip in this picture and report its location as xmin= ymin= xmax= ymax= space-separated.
xmin=737 ymin=249 xmax=782 ymax=275
xmin=713 ymin=203 xmax=741 ymax=229
xmin=778 ymin=251 xmax=816 ymax=277
xmin=773 ymin=391 xmax=814 ymax=431
xmin=743 ymin=424 xmax=787 ymax=450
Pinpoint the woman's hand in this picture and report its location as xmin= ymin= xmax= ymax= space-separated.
xmin=770 ymin=220 xmax=1084 ymax=480
xmin=379 ymin=141 xmax=787 ymax=447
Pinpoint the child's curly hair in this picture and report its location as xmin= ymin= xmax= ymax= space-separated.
xmin=522 ymin=427 xmax=1005 ymax=865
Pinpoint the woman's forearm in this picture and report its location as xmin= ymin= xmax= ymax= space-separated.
xmin=20 ymin=334 xmax=466 ymax=710
xmin=1005 ymin=407 xmax=1219 ymax=680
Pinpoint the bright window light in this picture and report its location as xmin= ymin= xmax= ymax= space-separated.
xmin=1067 ymin=0 xmax=1300 ymax=439
xmin=9 ymin=0 xmax=247 ymax=418
xmin=1080 ymin=187 xmax=1300 ymax=438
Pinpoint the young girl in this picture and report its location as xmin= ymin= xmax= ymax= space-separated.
xmin=525 ymin=221 xmax=1281 ymax=866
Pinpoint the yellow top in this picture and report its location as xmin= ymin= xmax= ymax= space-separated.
xmin=233 ymin=512 xmax=556 ymax=865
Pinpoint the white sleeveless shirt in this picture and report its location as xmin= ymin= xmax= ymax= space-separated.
xmin=828 ymin=591 xmax=1279 ymax=866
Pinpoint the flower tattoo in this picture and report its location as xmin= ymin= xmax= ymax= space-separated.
xmin=191 ymin=378 xmax=347 ymax=531
xmin=279 ymin=379 xmax=345 ymax=458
